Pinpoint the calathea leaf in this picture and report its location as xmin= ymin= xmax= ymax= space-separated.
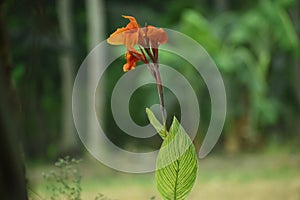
xmin=156 ymin=117 xmax=198 ymax=200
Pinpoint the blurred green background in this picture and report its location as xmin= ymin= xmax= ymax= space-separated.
xmin=0 ymin=0 xmax=299 ymax=199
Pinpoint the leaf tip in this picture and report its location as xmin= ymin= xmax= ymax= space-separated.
xmin=146 ymin=107 xmax=150 ymax=114
xmin=172 ymin=116 xmax=179 ymax=124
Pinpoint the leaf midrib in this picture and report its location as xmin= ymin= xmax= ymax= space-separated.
xmin=174 ymin=159 xmax=180 ymax=200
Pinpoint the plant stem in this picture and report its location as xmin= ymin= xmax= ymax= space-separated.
xmin=153 ymin=63 xmax=166 ymax=129
xmin=143 ymin=43 xmax=166 ymax=130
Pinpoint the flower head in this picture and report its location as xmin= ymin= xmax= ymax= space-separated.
xmin=107 ymin=15 xmax=168 ymax=72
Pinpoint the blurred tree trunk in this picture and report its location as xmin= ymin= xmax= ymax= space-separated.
xmin=57 ymin=0 xmax=77 ymax=154
xmin=292 ymin=58 xmax=300 ymax=136
xmin=85 ymin=0 xmax=106 ymax=153
xmin=291 ymin=3 xmax=300 ymax=105
xmin=0 ymin=2 xmax=28 ymax=199
xmin=224 ymin=92 xmax=250 ymax=154
xmin=291 ymin=3 xmax=300 ymax=136
xmin=213 ymin=0 xmax=228 ymax=11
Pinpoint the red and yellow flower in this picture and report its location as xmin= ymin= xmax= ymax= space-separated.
xmin=107 ymin=15 xmax=167 ymax=72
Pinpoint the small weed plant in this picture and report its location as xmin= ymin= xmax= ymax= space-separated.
xmin=42 ymin=156 xmax=154 ymax=200
xmin=43 ymin=156 xmax=82 ymax=200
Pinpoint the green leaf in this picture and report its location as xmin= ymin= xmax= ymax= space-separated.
xmin=146 ymin=108 xmax=167 ymax=139
xmin=156 ymin=117 xmax=198 ymax=200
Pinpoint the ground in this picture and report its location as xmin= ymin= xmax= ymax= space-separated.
xmin=27 ymin=152 xmax=300 ymax=200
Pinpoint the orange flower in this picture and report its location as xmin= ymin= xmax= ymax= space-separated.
xmin=123 ymin=51 xmax=143 ymax=72
xmin=108 ymin=15 xmax=168 ymax=72
xmin=107 ymin=15 xmax=140 ymax=50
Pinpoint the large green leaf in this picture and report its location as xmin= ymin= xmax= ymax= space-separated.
xmin=146 ymin=108 xmax=167 ymax=139
xmin=156 ymin=117 xmax=198 ymax=200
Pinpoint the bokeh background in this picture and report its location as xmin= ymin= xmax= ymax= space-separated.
xmin=0 ymin=0 xmax=299 ymax=199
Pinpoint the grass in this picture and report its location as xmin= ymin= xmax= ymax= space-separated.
xmin=27 ymin=152 xmax=300 ymax=200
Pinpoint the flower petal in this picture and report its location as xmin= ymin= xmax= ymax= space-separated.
xmin=122 ymin=15 xmax=140 ymax=29
xmin=147 ymin=26 xmax=168 ymax=48
xmin=123 ymin=51 xmax=140 ymax=72
xmin=107 ymin=27 xmax=127 ymax=45
xmin=107 ymin=15 xmax=140 ymax=47
xmin=124 ymin=29 xmax=139 ymax=50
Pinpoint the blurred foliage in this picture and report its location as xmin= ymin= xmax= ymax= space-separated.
xmin=2 ymin=0 xmax=300 ymax=159
xmin=178 ymin=0 xmax=300 ymax=149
